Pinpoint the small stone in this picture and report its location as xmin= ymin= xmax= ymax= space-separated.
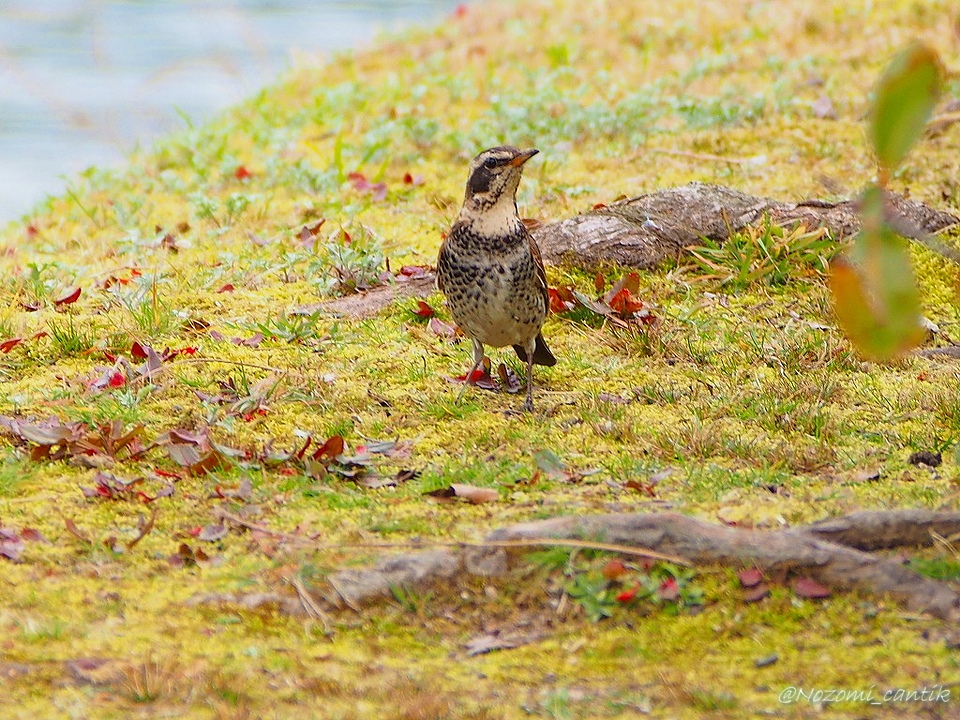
xmin=754 ymin=653 xmax=779 ymax=668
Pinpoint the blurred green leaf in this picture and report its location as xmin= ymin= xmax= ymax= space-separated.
xmin=869 ymin=42 xmax=943 ymax=174
xmin=830 ymin=189 xmax=924 ymax=361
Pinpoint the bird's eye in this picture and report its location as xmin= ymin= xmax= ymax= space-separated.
xmin=483 ymin=157 xmax=499 ymax=169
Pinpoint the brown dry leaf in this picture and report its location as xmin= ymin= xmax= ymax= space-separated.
xmin=450 ymin=484 xmax=499 ymax=504
xmin=743 ymin=583 xmax=771 ymax=603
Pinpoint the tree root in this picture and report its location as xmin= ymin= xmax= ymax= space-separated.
xmin=316 ymin=510 xmax=960 ymax=620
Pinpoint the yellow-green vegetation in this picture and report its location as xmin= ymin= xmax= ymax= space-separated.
xmin=2 ymin=0 xmax=960 ymax=718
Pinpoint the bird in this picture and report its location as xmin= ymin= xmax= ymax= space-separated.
xmin=437 ymin=145 xmax=556 ymax=412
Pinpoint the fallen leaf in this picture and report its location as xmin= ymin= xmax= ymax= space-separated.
xmin=429 ymin=317 xmax=457 ymax=338
xmin=19 ymin=527 xmax=47 ymax=542
xmin=464 ymin=631 xmax=540 ymax=656
xmin=656 ymin=577 xmax=680 ymax=601
xmin=198 ymin=524 xmax=228 ymax=542
xmin=624 ymin=479 xmax=657 ymax=496
xmin=792 ymin=577 xmax=832 ymax=599
xmin=451 ymin=484 xmax=498 ymax=503
xmin=738 ymin=568 xmax=764 ymax=588
xmin=743 ymin=583 xmax=771 ymax=603
xmin=312 ymin=435 xmax=345 ymax=463
xmin=426 ymin=484 xmax=498 ymax=504
xmin=126 ymin=508 xmax=157 ymax=549
xmin=0 ymin=338 xmax=23 ymax=353
xmin=412 ymin=300 xmax=435 ymax=318
xmin=0 ymin=530 xmax=25 ymax=561
xmin=602 ymin=560 xmax=627 ymax=580
xmin=54 ymin=287 xmax=82 ymax=306
xmin=548 ymin=286 xmax=576 ymax=314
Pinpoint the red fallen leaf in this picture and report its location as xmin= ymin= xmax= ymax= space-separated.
xmin=312 ymin=435 xmax=345 ymax=463
xmin=20 ymin=300 xmax=41 ymax=311
xmin=54 ymin=287 xmax=82 ymax=306
xmin=107 ymin=371 xmax=126 ymax=389
xmin=0 ymin=338 xmax=23 ymax=353
xmin=624 ymin=479 xmax=657 ymax=496
xmin=402 ymin=172 xmax=425 ymax=186
xmin=398 ymin=264 xmax=430 ymax=278
xmin=594 ymin=271 xmax=606 ymax=293
xmin=548 ymin=286 xmax=576 ymax=314
xmin=413 ymin=300 xmax=435 ymax=318
xmin=792 ymin=577 xmax=832 ymax=599
xmin=131 ymin=341 xmax=148 ymax=359
xmin=26 ymin=224 xmax=39 ymax=237
xmin=608 ymin=287 xmax=646 ymax=316
xmin=602 ymin=559 xmax=627 ymax=580
xmin=455 ymin=359 xmax=499 ymax=390
xmin=347 ymin=172 xmax=388 ymax=202
xmin=20 ymin=527 xmax=47 ymax=542
xmin=153 ymin=469 xmax=181 ymax=479
xmin=592 ymin=202 xmax=607 ymax=210
xmin=234 ymin=165 xmax=253 ymax=180
xmin=603 ymin=271 xmax=640 ymax=302
xmin=299 ymin=219 xmax=326 ymax=245
xmin=657 ymin=577 xmax=680 ymax=601
xmin=341 ymin=229 xmax=352 ymax=244
xmin=429 ymin=317 xmax=457 ymax=338
xmin=743 ymin=583 xmax=771 ymax=603
xmin=616 ymin=584 xmax=640 ymax=603
xmin=738 ymin=568 xmax=764 ymax=588
xmin=216 ymin=283 xmax=235 ymax=293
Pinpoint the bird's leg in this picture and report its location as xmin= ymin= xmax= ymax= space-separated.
xmin=521 ymin=338 xmax=536 ymax=412
xmin=456 ymin=339 xmax=485 ymax=403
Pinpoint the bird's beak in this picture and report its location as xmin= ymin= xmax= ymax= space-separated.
xmin=508 ymin=148 xmax=539 ymax=167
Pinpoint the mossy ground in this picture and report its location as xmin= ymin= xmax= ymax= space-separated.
xmin=1 ymin=0 xmax=959 ymax=717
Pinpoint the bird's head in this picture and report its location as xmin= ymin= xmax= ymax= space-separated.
xmin=458 ymin=146 xmax=538 ymax=233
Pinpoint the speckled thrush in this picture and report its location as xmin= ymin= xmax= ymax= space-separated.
xmin=437 ymin=145 xmax=556 ymax=412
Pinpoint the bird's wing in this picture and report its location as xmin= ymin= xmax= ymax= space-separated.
xmin=527 ymin=231 xmax=549 ymax=313
xmin=436 ymin=235 xmax=450 ymax=293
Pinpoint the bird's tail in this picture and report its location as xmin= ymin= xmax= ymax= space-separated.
xmin=513 ymin=333 xmax=557 ymax=367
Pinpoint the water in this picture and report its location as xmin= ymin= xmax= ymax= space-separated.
xmin=0 ymin=0 xmax=463 ymax=222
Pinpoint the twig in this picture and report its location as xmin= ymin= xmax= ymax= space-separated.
xmin=287 ymin=575 xmax=333 ymax=633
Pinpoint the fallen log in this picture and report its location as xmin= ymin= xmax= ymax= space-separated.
xmin=532 ymin=182 xmax=959 ymax=269
xmin=312 ymin=183 xmax=958 ymax=319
